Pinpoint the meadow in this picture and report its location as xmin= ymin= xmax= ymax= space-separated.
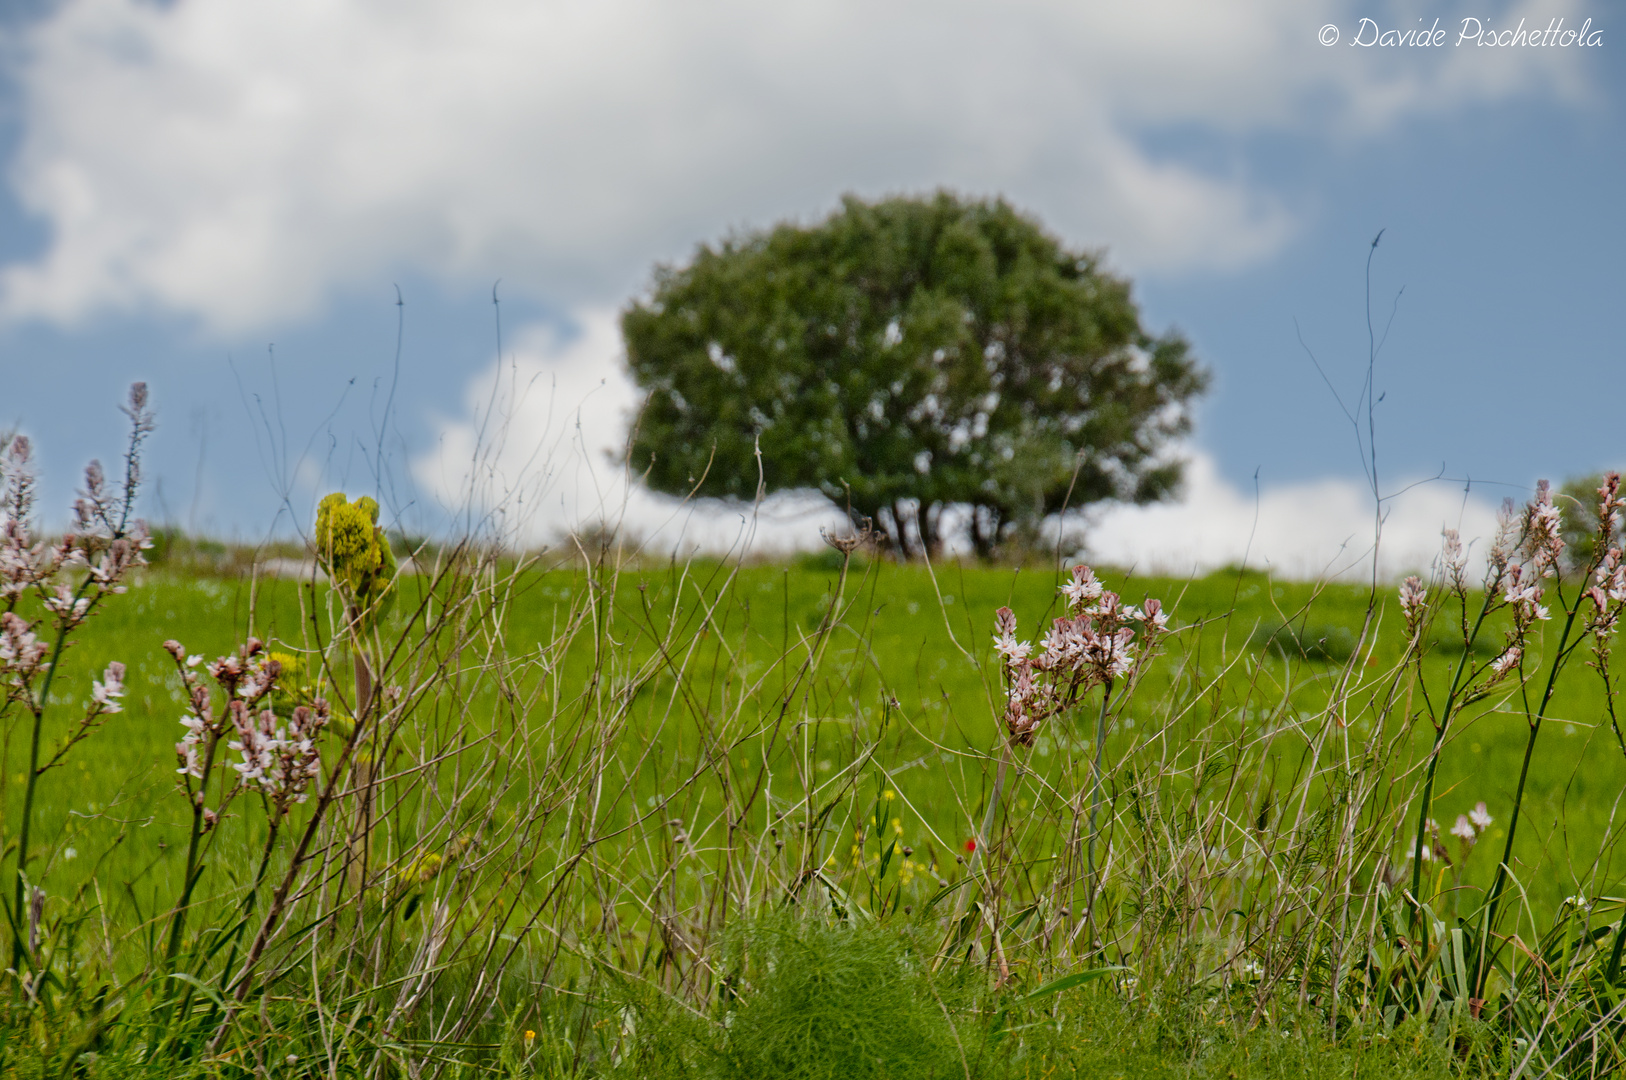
xmin=8 ymin=506 xmax=1626 ymax=1078
xmin=34 ymin=553 xmax=1624 ymax=929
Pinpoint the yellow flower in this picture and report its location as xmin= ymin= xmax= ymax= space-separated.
xmin=396 ymin=851 xmax=443 ymax=890
xmin=314 ymin=492 xmax=396 ymax=608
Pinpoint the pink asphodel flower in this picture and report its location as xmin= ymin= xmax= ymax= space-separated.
xmin=1399 ymin=576 xmax=1427 ymax=634
xmin=1060 ymin=564 xmax=1103 ymax=614
xmin=1489 ymin=646 xmax=1522 ymax=679
xmin=91 ymin=661 xmax=126 ymax=712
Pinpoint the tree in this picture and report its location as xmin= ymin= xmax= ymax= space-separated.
xmin=622 ymin=191 xmax=1209 ymax=557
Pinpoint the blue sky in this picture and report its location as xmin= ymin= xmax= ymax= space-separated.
xmin=0 ymin=0 xmax=1619 ymax=572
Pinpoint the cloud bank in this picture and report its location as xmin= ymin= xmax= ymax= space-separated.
xmin=1 ymin=0 xmax=1587 ymax=332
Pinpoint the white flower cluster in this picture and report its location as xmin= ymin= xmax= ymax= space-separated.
xmin=168 ymin=637 xmax=284 ymax=793
xmin=42 ymin=585 xmax=91 ymax=624
xmin=229 ymin=700 xmax=328 ymax=809
xmin=1441 ymin=528 xmax=1468 ymax=593
xmin=0 ymin=611 xmax=48 ymax=686
xmin=0 ymin=438 xmax=79 ymax=607
xmin=0 ymin=405 xmax=153 ymax=633
xmin=1501 ymin=565 xmax=1550 ymax=624
xmin=1519 ymin=479 xmax=1565 ymax=575
xmin=1583 ymin=474 xmax=1626 ymax=641
xmin=1488 ymin=646 xmax=1522 ymax=679
xmin=1481 ymin=481 xmax=1563 ymax=634
xmin=1415 ymin=802 xmax=1493 ymax=866
xmin=1458 ymin=479 xmax=1614 ymax=689
xmin=992 ymin=564 xmax=1167 ymax=746
xmin=1451 ymin=801 xmax=1494 ymax=848
xmin=90 ymin=661 xmax=125 ymax=713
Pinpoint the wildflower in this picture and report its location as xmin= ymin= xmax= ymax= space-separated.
xmin=43 ymin=585 xmax=91 ymax=625
xmin=175 ymin=734 xmax=203 ymax=779
xmin=1469 ymin=802 xmax=1493 ymax=832
xmin=1598 ymin=473 xmax=1624 ymax=531
xmin=1488 ymin=497 xmax=1519 ymax=585
xmin=315 ymin=492 xmax=396 ymax=606
xmin=992 ymin=566 xmax=1164 ymax=749
xmin=1441 ymin=528 xmax=1467 ymax=590
xmin=91 ymin=661 xmax=125 ymax=713
xmin=965 ymin=838 xmax=977 ymax=854
xmin=1139 ymin=597 xmax=1169 ymax=632
xmin=1060 ymin=564 xmax=1103 ymax=614
xmin=1407 ymin=838 xmax=1433 ymax=863
xmin=209 ymin=654 xmax=243 ymax=685
xmin=1451 ymin=815 xmax=1476 ymax=843
xmin=230 ymin=701 xmax=328 ymax=809
xmin=1489 ymin=647 xmax=1522 ymax=680
xmin=992 ymin=608 xmax=1032 ymax=664
xmin=1081 ymin=625 xmax=1136 ymax=682
xmin=1502 ymin=566 xmax=1550 ymax=623
xmin=0 ymin=612 xmax=47 ymax=678
xmin=1399 ymin=576 xmax=1427 ymax=635
xmin=1597 ymin=548 xmax=1626 ymax=603
xmin=1522 ymin=480 xmax=1565 ymax=577
xmin=1587 ymin=588 xmax=1618 ymax=638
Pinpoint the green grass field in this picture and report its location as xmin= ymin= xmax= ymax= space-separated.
xmin=24 ymin=555 xmax=1622 ymax=922
xmin=7 ymin=544 xmax=1625 ymax=1077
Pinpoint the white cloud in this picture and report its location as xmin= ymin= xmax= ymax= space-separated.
xmin=1 ymin=0 xmax=1588 ymax=331
xmin=1082 ymin=451 xmax=1504 ymax=580
xmin=417 ymin=310 xmax=1507 ymax=579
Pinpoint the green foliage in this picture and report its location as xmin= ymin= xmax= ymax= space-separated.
xmin=708 ymin=918 xmax=963 ymax=1080
xmin=622 ymin=191 xmax=1208 ymax=557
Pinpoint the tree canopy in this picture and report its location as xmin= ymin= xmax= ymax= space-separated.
xmin=622 ymin=191 xmax=1208 ymax=557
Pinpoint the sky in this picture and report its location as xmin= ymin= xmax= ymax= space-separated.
xmin=0 ymin=0 xmax=1619 ymax=577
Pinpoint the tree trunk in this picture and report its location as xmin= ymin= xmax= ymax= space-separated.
xmin=920 ymin=501 xmax=944 ymax=559
xmin=971 ymin=504 xmax=1001 ymax=560
xmin=890 ymin=500 xmax=915 ymax=560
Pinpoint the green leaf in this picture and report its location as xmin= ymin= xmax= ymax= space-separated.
xmin=1024 ymin=966 xmax=1127 ymax=1002
xmin=167 ymin=972 xmax=229 ymax=1013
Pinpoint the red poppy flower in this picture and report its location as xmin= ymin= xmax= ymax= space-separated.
xmin=965 ymin=838 xmax=977 ymax=853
